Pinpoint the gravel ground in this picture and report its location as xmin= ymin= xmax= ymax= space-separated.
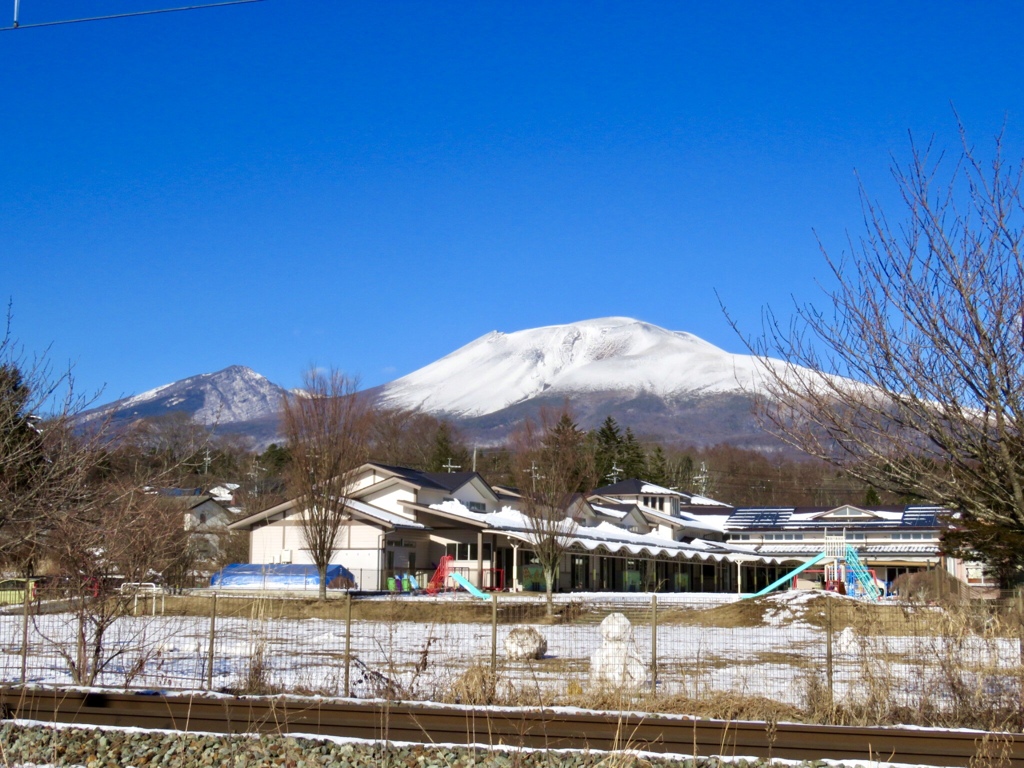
xmin=0 ymin=720 xmax=867 ymax=768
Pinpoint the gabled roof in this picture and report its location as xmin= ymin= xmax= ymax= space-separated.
xmin=595 ymin=479 xmax=677 ymax=496
xmin=593 ymin=478 xmax=731 ymax=507
xmin=638 ymin=504 xmax=724 ymax=535
xmin=808 ymin=504 xmax=882 ymax=521
xmin=162 ymin=494 xmax=228 ymax=513
xmin=228 ymin=495 xmax=426 ymax=531
xmin=365 ymin=463 xmax=498 ymax=500
xmin=365 ymin=463 xmax=451 ymax=491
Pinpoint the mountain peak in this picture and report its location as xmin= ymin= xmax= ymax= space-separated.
xmin=80 ymin=364 xmax=288 ymax=430
xmin=380 ymin=317 xmax=762 ymax=418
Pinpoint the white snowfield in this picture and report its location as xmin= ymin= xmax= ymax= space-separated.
xmin=3 ymin=592 xmax=1019 ymax=719
xmin=380 ymin=317 xmax=783 ymax=417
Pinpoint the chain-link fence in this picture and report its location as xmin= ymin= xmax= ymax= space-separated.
xmin=2 ymin=589 xmax=1023 ymax=728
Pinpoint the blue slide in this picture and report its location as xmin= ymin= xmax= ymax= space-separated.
xmin=450 ymin=572 xmax=491 ymax=600
xmin=407 ymin=573 xmax=421 ymax=591
xmin=744 ymin=551 xmax=829 ymax=599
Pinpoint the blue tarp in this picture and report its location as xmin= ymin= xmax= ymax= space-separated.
xmin=210 ymin=563 xmax=356 ymax=590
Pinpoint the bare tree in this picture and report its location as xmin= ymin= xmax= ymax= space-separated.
xmin=513 ymin=407 xmax=595 ymax=615
xmin=43 ymin=482 xmax=192 ymax=685
xmin=733 ymin=125 xmax=1024 ymax=582
xmin=281 ymin=368 xmax=372 ymax=600
xmin=369 ymin=406 xmax=442 ymax=469
xmin=0 ymin=317 xmax=109 ymax=572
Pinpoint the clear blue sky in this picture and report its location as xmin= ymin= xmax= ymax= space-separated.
xmin=3 ymin=0 xmax=1023 ymax=402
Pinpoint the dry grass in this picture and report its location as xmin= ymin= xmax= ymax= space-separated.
xmin=162 ymin=594 xmax=496 ymax=623
xmin=657 ymin=599 xmax=767 ymax=628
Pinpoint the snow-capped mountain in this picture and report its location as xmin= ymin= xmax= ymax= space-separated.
xmin=379 ymin=317 xmax=767 ymax=417
xmin=78 ymin=365 xmax=289 ymax=441
xmin=82 ymin=319 xmax=792 ymax=449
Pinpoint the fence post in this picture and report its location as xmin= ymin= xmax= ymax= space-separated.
xmin=344 ymin=592 xmax=352 ymax=697
xmin=20 ymin=583 xmax=30 ymax=685
xmin=651 ymin=593 xmax=658 ymax=694
xmin=1017 ymin=589 xmax=1024 ymax=667
xmin=825 ymin=594 xmax=834 ymax=707
xmin=491 ymin=593 xmax=498 ymax=674
xmin=206 ymin=592 xmax=218 ymax=691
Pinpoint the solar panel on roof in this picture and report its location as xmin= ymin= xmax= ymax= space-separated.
xmin=901 ymin=508 xmax=940 ymax=527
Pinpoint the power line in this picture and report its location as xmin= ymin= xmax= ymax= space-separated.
xmin=2 ymin=0 xmax=263 ymax=31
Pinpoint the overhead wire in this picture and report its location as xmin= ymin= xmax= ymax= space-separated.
xmin=1 ymin=0 xmax=262 ymax=31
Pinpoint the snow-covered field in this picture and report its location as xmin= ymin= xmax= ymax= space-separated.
xmin=0 ymin=591 xmax=1019 ymax=714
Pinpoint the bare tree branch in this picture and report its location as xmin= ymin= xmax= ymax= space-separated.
xmin=281 ymin=368 xmax=372 ymax=600
xmin=513 ymin=407 xmax=595 ymax=615
xmin=730 ymin=124 xmax=1024 ymax=583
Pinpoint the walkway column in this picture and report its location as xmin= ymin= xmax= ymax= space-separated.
xmin=512 ymin=542 xmax=520 ymax=591
xmin=476 ymin=530 xmax=484 ymax=589
xmin=737 ymin=561 xmax=742 ymax=594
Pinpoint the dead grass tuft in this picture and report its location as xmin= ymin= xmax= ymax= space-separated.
xmin=443 ymin=664 xmax=500 ymax=706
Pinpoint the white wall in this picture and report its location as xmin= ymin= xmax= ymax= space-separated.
xmin=451 ymin=480 xmax=495 ymax=511
xmin=361 ymin=485 xmax=416 ymax=516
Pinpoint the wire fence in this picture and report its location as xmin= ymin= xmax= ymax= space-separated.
xmin=2 ymin=588 xmax=1023 ymax=728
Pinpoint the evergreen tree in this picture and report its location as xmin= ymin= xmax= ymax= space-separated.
xmin=863 ymin=486 xmax=881 ymax=507
xmin=543 ymin=412 xmax=592 ymax=492
xmin=646 ymin=445 xmax=669 ymax=486
xmin=619 ymin=428 xmax=646 ymax=480
xmin=427 ymin=421 xmax=470 ymax=473
xmin=593 ymin=416 xmax=622 ymax=484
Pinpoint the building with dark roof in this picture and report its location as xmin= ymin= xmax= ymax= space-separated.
xmin=228 ymin=464 xmax=783 ymax=594
xmin=722 ymin=503 xmax=969 ymax=592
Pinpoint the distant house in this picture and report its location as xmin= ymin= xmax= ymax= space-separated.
xmin=158 ymin=492 xmax=233 ymax=561
xmin=589 ymin=479 xmax=732 ymax=543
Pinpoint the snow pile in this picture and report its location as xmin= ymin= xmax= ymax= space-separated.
xmin=761 ymin=590 xmax=848 ymax=628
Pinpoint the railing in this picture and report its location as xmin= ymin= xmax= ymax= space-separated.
xmin=4 ymin=588 xmax=1024 ymax=731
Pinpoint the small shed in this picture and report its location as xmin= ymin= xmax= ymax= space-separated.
xmin=210 ymin=564 xmax=356 ymax=591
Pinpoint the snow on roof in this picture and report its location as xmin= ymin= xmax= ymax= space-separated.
xmin=639 ymin=482 xmax=676 ymax=495
xmin=639 ymin=505 xmax=723 ymax=534
xmin=685 ymin=494 xmax=731 ymax=508
xmin=690 ymin=514 xmax=731 ymax=531
xmin=589 ymin=504 xmax=629 ymax=519
xmin=429 ymin=499 xmax=768 ymax=563
xmin=347 ymin=498 xmax=427 ymax=529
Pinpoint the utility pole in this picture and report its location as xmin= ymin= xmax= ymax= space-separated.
xmin=248 ymin=457 xmax=263 ymax=497
xmin=524 ymin=461 xmax=544 ymax=492
xmin=695 ymin=462 xmax=709 ymax=496
xmin=606 ymin=463 xmax=623 ymax=484
xmin=442 ymin=458 xmax=461 ymax=474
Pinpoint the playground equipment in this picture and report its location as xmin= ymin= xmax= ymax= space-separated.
xmin=426 ymin=555 xmax=454 ymax=594
xmin=450 ymin=572 xmax=491 ymax=600
xmin=387 ymin=573 xmax=423 ymax=593
xmin=745 ymin=537 xmax=881 ymax=601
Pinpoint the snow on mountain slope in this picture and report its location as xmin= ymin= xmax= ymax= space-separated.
xmin=80 ymin=365 xmax=288 ymax=427
xmin=379 ymin=317 xmax=769 ymax=417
